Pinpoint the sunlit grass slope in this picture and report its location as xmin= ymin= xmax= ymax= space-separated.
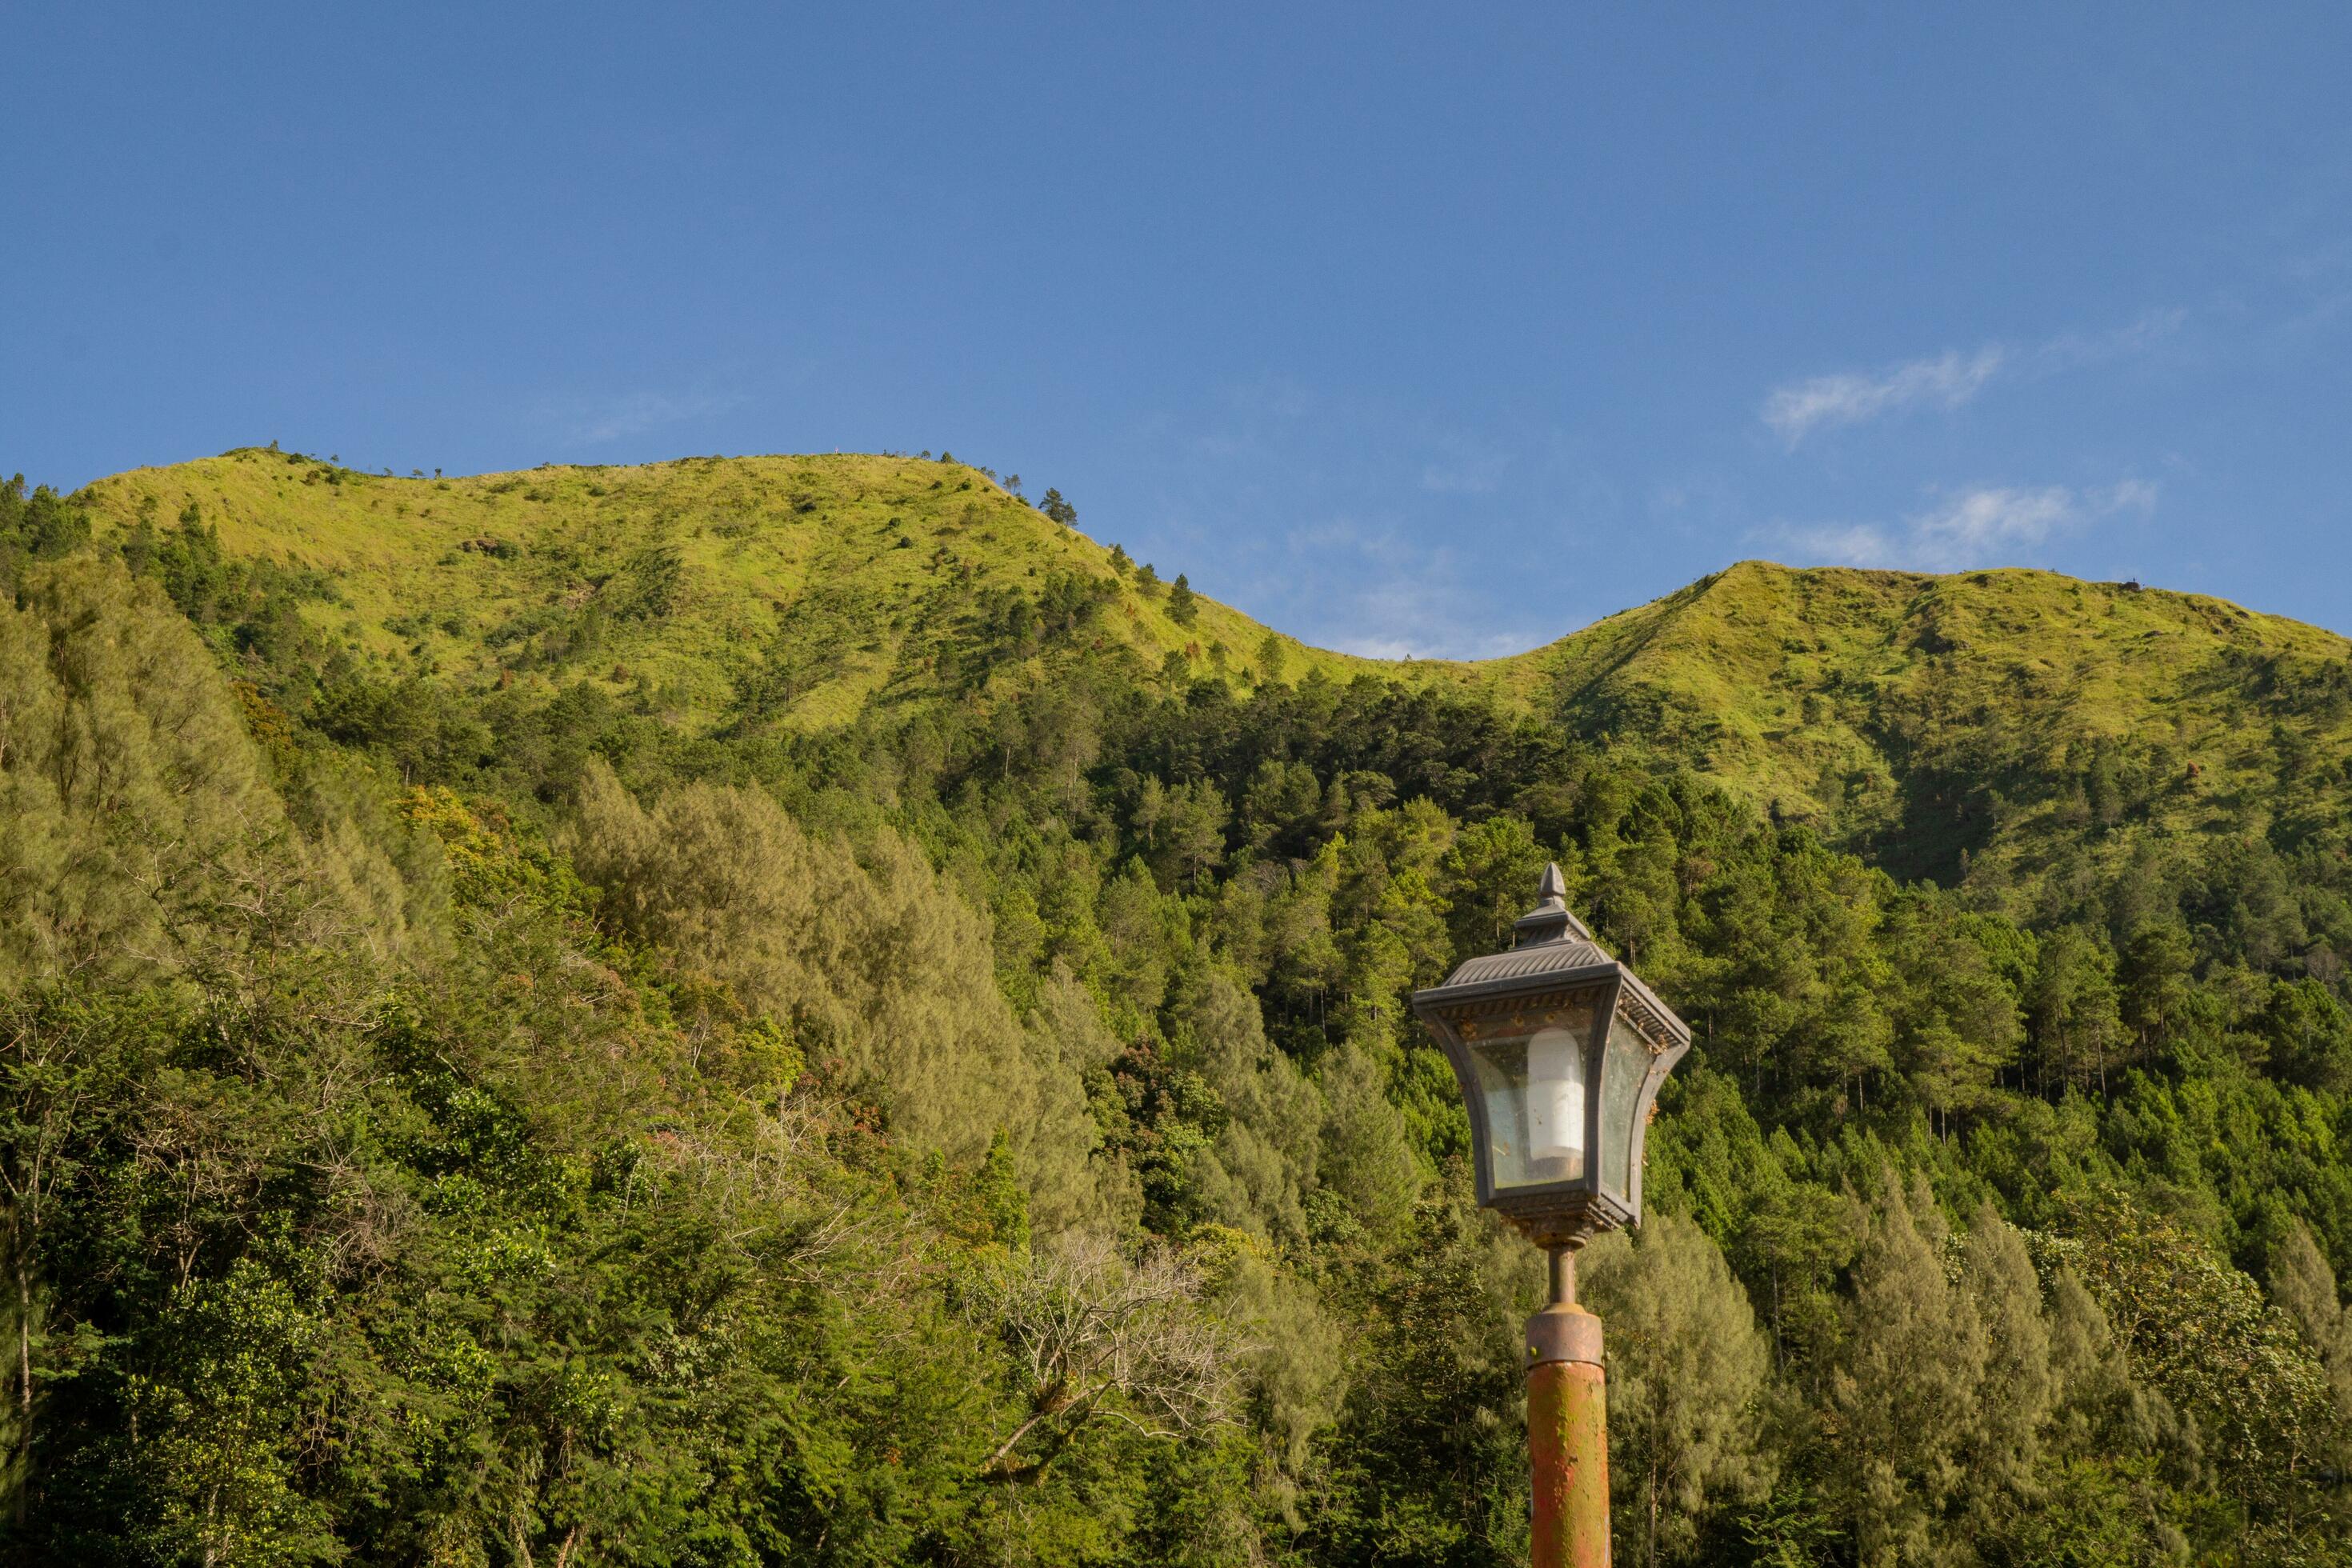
xmin=78 ymin=448 xmax=1465 ymax=731
xmin=80 ymin=450 xmax=2352 ymax=888
xmin=1504 ymin=560 xmax=2352 ymax=884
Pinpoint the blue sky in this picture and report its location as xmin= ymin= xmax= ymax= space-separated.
xmin=7 ymin=3 xmax=2350 ymax=657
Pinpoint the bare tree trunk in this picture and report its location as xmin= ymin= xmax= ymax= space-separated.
xmin=11 ymin=1242 xmax=30 ymax=1529
xmin=14 ymin=1253 xmax=29 ymax=1412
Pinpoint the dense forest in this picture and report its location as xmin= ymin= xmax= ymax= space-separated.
xmin=6 ymin=454 xmax=2352 ymax=1566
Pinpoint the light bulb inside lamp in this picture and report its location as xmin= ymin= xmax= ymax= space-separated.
xmin=1526 ymin=1025 xmax=1586 ymax=1181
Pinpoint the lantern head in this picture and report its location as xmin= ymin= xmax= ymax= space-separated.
xmin=1410 ymin=863 xmax=1691 ymax=1246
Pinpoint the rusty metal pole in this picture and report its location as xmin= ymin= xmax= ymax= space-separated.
xmin=1526 ymin=1242 xmax=1608 ymax=1568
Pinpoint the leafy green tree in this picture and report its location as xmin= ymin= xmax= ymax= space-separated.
xmin=1308 ymin=1186 xmax=1526 ymax=1564
xmin=2066 ymin=1191 xmax=2346 ymax=1540
xmin=2262 ymin=978 xmax=2352 ymax=1093
xmin=1828 ymin=1173 xmax=1986 ymax=1566
xmin=2268 ymin=1219 xmax=2352 ymax=1429
xmin=1581 ymin=1214 xmax=1775 ymax=1567
xmin=1256 ymin=633 xmax=1288 ymax=686
xmin=0 ymin=478 xmax=90 ymax=576
xmin=2031 ymin=926 xmax=2130 ymax=1096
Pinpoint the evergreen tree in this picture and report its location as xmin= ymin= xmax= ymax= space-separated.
xmin=1958 ymin=1206 xmax=2054 ymax=1521
xmin=2270 ymin=1220 xmax=2352 ymax=1428
xmin=1582 ymin=1214 xmax=1774 ymax=1566
xmin=1257 ymin=631 xmax=1289 ymax=686
xmin=1829 ymin=1173 xmax=1986 ymax=1566
xmin=2031 ymin=925 xmax=2130 ymax=1095
xmin=1169 ymin=572 xmax=1198 ymax=626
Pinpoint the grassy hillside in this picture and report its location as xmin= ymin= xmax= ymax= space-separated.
xmin=78 ymin=450 xmax=2352 ymax=894
xmin=1518 ymin=560 xmax=2352 ymax=886
xmin=77 ymin=448 xmax=1458 ymax=733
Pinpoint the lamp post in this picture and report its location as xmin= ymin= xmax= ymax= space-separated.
xmin=1410 ymin=864 xmax=1692 ymax=1568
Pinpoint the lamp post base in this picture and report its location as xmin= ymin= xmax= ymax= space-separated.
xmin=1527 ymin=1287 xmax=1609 ymax=1568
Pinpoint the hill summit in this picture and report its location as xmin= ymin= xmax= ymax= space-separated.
xmin=78 ymin=448 xmax=2352 ymax=894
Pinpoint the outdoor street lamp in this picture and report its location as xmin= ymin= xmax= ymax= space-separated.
xmin=1411 ymin=863 xmax=1692 ymax=1568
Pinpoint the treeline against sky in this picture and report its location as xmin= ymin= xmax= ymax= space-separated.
xmin=4 ymin=474 xmax=2352 ymax=1564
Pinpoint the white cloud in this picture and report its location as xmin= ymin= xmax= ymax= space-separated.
xmin=1762 ymin=310 xmax=2184 ymax=446
xmin=1418 ymin=459 xmax=1502 ymax=495
xmin=561 ymin=390 xmax=746 ymax=446
xmin=2030 ymin=308 xmax=2186 ymax=374
xmin=1775 ymin=521 xmax=1898 ymax=562
xmin=1418 ymin=434 xmax=1510 ymax=496
xmin=1329 ymin=598 xmax=1537 ymax=661
xmin=1762 ymin=347 xmax=2006 ymax=445
xmin=1907 ymin=486 xmax=2079 ymax=566
xmin=1271 ymin=516 xmax=1542 ymax=660
xmin=1778 ymin=481 xmax=2157 ymax=571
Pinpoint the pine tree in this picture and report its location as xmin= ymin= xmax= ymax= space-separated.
xmin=1958 ymin=1206 xmax=2054 ymax=1514
xmin=2031 ymin=925 xmax=2128 ymax=1095
xmin=566 ymin=762 xmax=1102 ymax=1222
xmin=1829 ymin=1172 xmax=1987 ymax=1566
xmin=1257 ymin=631 xmax=1288 ymax=686
xmin=1581 ymin=1214 xmax=1774 ymax=1566
xmin=2270 ymin=1220 xmax=2352 ymax=1426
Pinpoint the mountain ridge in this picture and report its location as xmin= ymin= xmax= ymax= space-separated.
xmin=73 ymin=448 xmax=2352 ymax=890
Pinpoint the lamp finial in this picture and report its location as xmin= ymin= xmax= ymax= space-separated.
xmin=1514 ymin=863 xmax=1595 ymax=946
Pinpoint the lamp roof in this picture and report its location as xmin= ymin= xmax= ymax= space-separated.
xmin=1414 ymin=865 xmax=1695 ymax=1050
xmin=1437 ymin=862 xmax=1615 ymax=990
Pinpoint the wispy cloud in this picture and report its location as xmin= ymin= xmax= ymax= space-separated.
xmin=558 ymin=390 xmax=746 ymax=446
xmin=1762 ymin=310 xmax=2183 ymax=446
xmin=1778 ymin=480 xmax=2157 ymax=571
xmin=1273 ymin=516 xmax=1541 ymax=660
xmin=1125 ymin=377 xmax=1641 ymax=657
xmin=1418 ymin=458 xmax=1503 ymax=495
xmin=1416 ymin=433 xmax=1510 ymax=496
xmin=2030 ymin=308 xmax=2186 ymax=374
xmin=1763 ymin=348 xmax=2006 ymax=445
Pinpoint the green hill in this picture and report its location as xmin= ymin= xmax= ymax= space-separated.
xmin=14 ymin=450 xmax=2352 ymax=1562
xmin=78 ymin=450 xmax=2352 ymax=892
xmin=75 ymin=448 xmax=1450 ymax=731
xmin=1520 ymin=559 xmax=2352 ymax=886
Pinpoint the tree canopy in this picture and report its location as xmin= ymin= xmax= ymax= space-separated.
xmin=5 ymin=455 xmax=2352 ymax=1563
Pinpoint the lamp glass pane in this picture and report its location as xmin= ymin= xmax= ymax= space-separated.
xmin=1462 ymin=994 xmax=1599 ymax=1189
xmin=1598 ymin=1009 xmax=1656 ymax=1201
